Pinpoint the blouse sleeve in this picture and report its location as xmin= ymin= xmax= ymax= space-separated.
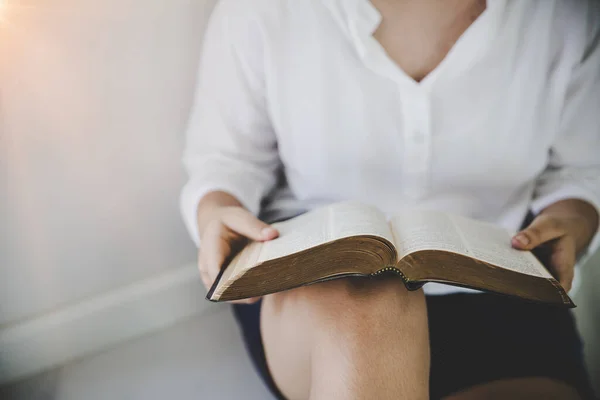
xmin=531 ymin=4 xmax=600 ymax=256
xmin=180 ymin=1 xmax=278 ymax=246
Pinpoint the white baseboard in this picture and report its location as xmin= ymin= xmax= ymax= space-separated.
xmin=0 ymin=264 xmax=214 ymax=384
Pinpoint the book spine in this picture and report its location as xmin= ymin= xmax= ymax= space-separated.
xmin=370 ymin=267 xmax=425 ymax=291
xmin=370 ymin=267 xmax=408 ymax=282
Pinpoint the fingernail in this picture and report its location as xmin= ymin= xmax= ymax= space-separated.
xmin=261 ymin=227 xmax=276 ymax=238
xmin=513 ymin=234 xmax=529 ymax=246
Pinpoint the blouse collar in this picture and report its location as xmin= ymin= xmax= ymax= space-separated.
xmin=322 ymin=0 xmax=508 ymax=88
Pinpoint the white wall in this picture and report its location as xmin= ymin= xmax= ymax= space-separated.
xmin=0 ymin=0 xmax=216 ymax=326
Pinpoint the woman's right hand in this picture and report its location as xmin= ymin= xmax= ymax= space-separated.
xmin=197 ymin=192 xmax=279 ymax=304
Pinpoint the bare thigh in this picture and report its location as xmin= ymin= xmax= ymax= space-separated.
xmin=260 ymin=277 xmax=430 ymax=400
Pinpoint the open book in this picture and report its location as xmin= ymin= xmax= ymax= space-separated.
xmin=207 ymin=202 xmax=574 ymax=307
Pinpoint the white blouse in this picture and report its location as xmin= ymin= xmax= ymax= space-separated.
xmin=181 ymin=0 xmax=600 ymax=296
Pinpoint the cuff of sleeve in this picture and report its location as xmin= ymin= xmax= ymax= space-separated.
xmin=180 ymin=178 xmax=265 ymax=247
xmin=530 ymin=183 xmax=600 ymax=261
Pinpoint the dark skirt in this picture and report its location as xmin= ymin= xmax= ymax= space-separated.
xmin=232 ymin=292 xmax=596 ymax=400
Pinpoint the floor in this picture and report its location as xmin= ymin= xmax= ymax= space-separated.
xmin=0 ymin=305 xmax=275 ymax=400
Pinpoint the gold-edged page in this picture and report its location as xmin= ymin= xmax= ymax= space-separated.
xmin=390 ymin=210 xmax=471 ymax=257
xmin=449 ymin=214 xmax=552 ymax=279
xmin=390 ymin=210 xmax=551 ymax=279
xmin=258 ymin=202 xmax=394 ymax=263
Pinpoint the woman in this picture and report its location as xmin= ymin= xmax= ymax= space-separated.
xmin=181 ymin=0 xmax=600 ymax=399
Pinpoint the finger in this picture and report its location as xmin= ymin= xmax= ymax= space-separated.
xmin=512 ymin=214 xmax=565 ymax=250
xmin=200 ymin=221 xmax=232 ymax=285
xmin=221 ymin=209 xmax=279 ymax=242
xmin=550 ymin=237 xmax=576 ymax=292
xmin=199 ymin=267 xmax=213 ymax=292
xmin=197 ymin=251 xmax=213 ymax=291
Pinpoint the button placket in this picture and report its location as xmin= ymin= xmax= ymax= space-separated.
xmin=401 ymin=88 xmax=431 ymax=195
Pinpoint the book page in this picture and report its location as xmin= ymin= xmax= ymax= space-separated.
xmin=449 ymin=214 xmax=552 ymax=279
xmin=257 ymin=202 xmax=393 ymax=263
xmin=328 ymin=201 xmax=395 ymax=244
xmin=390 ymin=210 xmax=551 ymax=279
xmin=390 ymin=211 xmax=471 ymax=257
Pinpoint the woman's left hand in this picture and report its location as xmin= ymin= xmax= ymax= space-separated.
xmin=511 ymin=199 xmax=599 ymax=292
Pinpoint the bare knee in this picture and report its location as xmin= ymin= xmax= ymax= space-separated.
xmin=262 ymin=277 xmax=430 ymax=400
xmin=300 ymin=278 xmax=429 ymax=398
xmin=271 ymin=277 xmax=427 ymax=342
xmin=297 ymin=277 xmax=422 ymax=316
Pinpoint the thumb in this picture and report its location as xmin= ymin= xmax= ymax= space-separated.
xmin=512 ymin=214 xmax=564 ymax=250
xmin=221 ymin=208 xmax=279 ymax=241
